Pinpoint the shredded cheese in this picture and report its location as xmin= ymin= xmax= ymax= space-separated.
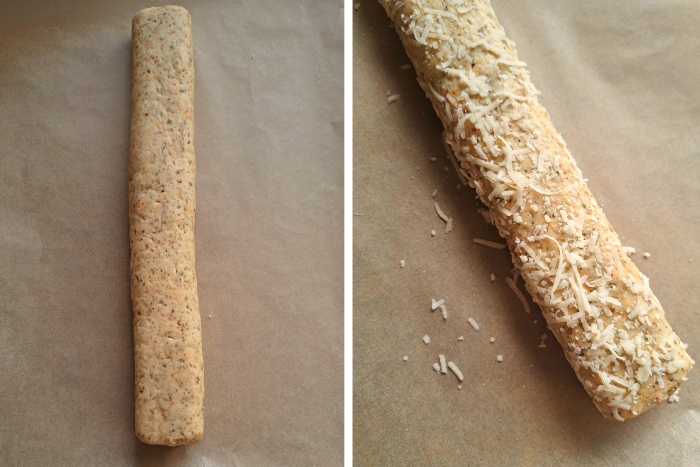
xmin=382 ymin=0 xmax=693 ymax=419
xmin=506 ymin=276 xmax=531 ymax=314
xmin=473 ymin=238 xmax=506 ymax=249
xmin=435 ymin=202 xmax=450 ymax=223
xmin=447 ymin=361 xmax=465 ymax=381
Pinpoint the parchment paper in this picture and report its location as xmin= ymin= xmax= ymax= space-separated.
xmin=353 ymin=0 xmax=700 ymax=465
xmin=0 ymin=1 xmax=343 ymax=465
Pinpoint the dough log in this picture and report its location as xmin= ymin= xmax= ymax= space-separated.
xmin=129 ymin=6 xmax=203 ymax=444
xmin=380 ymin=0 xmax=693 ymax=420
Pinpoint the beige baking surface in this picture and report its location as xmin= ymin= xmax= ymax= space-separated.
xmin=354 ymin=0 xmax=700 ymax=465
xmin=0 ymin=1 xmax=343 ymax=465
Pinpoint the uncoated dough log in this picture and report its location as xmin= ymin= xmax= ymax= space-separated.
xmin=381 ymin=0 xmax=693 ymax=420
xmin=129 ymin=6 xmax=203 ymax=445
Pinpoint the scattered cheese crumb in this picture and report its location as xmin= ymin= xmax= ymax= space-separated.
xmin=473 ymin=238 xmax=507 ymax=249
xmin=540 ymin=334 xmax=547 ymax=341
xmin=431 ymin=229 xmax=436 ymax=237
xmin=538 ymin=342 xmax=547 ymax=349
xmin=490 ymin=273 xmax=496 ymax=282
xmin=643 ymin=252 xmax=651 ymax=259
xmin=496 ymin=355 xmax=504 ymax=362
xmin=429 ymin=157 xmax=437 ymax=162
xmin=505 ymin=276 xmax=531 ymax=314
xmin=489 ymin=337 xmax=495 ymax=343
xmin=387 ymin=94 xmax=400 ymax=104
xmin=668 ymin=388 xmax=680 ymax=402
xmin=435 ymin=202 xmax=450 ymax=223
xmin=447 ymin=361 xmax=464 ymax=381
xmin=468 ymin=318 xmax=480 ymax=331
xmin=433 ymin=363 xmax=440 ymax=372
xmin=431 ymin=298 xmax=445 ymax=311
xmin=423 ymin=335 xmax=431 ymax=345
xmin=431 ymin=188 xmax=437 ymax=198
xmin=445 ymin=218 xmax=453 ymax=233
xmin=458 ymin=385 xmax=462 ymax=390
xmin=439 ymin=354 xmax=447 ymax=374
xmin=458 ymin=336 xmax=464 ymax=341
xmin=403 ymin=356 xmax=408 ymax=361
xmin=400 ymin=259 xmax=405 ymax=268
xmin=206 ymin=315 xmax=213 ymax=319
xmin=354 ymin=2 xmax=360 ymax=10
xmin=440 ymin=304 xmax=448 ymax=320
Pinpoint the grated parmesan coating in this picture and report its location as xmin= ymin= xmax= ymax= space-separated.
xmin=381 ymin=0 xmax=693 ymax=420
xmin=130 ymin=6 xmax=204 ymax=445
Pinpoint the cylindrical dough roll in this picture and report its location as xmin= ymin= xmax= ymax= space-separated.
xmin=129 ymin=6 xmax=203 ymax=444
xmin=381 ymin=0 xmax=693 ymax=420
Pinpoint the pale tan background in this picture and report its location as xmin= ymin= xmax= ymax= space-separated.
xmin=0 ymin=1 xmax=343 ymax=465
xmin=354 ymin=0 xmax=700 ymax=465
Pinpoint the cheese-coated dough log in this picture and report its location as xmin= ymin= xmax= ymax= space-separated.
xmin=381 ymin=0 xmax=693 ymax=420
xmin=130 ymin=6 xmax=203 ymax=444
